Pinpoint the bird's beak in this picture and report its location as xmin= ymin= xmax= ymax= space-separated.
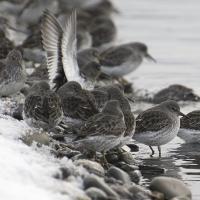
xmin=145 ymin=53 xmax=157 ymax=63
xmin=178 ymin=111 xmax=190 ymax=119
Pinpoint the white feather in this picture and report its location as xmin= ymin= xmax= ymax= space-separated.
xmin=61 ymin=10 xmax=84 ymax=85
xmin=41 ymin=10 xmax=62 ymax=89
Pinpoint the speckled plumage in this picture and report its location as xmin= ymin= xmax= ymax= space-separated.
xmin=57 ymin=81 xmax=98 ymax=120
xmin=134 ymin=100 xmax=185 ymax=157
xmin=75 ymin=100 xmax=126 ymax=153
xmin=23 ymin=81 xmax=63 ymax=130
xmin=0 ymin=49 xmax=26 ymax=97
xmin=92 ymin=85 xmax=135 ymax=147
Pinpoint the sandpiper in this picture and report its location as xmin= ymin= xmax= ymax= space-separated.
xmin=99 ymin=42 xmax=156 ymax=78
xmin=23 ymin=81 xmax=63 ymax=130
xmin=178 ymin=110 xmax=200 ymax=144
xmin=57 ymin=81 xmax=98 ymax=121
xmin=0 ymin=49 xmax=26 ymax=97
xmin=91 ymin=85 xmax=135 ymax=147
xmin=133 ymin=100 xmax=186 ymax=157
xmin=75 ymin=100 xmax=126 ymax=156
xmin=152 ymin=84 xmax=200 ymax=104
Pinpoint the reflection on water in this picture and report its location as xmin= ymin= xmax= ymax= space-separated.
xmin=113 ymin=0 xmax=200 ymax=198
xmin=134 ymin=139 xmax=200 ymax=199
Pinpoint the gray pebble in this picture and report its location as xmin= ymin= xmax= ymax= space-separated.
xmin=84 ymin=174 xmax=120 ymax=199
xmin=107 ymin=166 xmax=131 ymax=184
xmin=116 ymin=162 xmax=139 ymax=172
xmin=111 ymin=185 xmax=133 ymax=199
xmin=150 ymin=177 xmax=192 ymax=200
xmin=128 ymin=170 xmax=142 ymax=184
xmin=86 ymin=187 xmax=108 ymax=200
xmin=119 ymin=152 xmax=136 ymax=165
xmin=22 ymin=132 xmax=51 ymax=146
xmin=75 ymin=159 xmax=105 ymax=177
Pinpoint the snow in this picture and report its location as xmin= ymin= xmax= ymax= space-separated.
xmin=0 ymin=115 xmax=86 ymax=200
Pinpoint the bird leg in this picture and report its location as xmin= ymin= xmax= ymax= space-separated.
xmin=149 ymin=146 xmax=155 ymax=157
xmin=158 ymin=146 xmax=162 ymax=158
xmin=100 ymin=151 xmax=110 ymax=169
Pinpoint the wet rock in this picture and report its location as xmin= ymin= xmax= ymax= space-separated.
xmin=111 ymin=185 xmax=133 ymax=199
xmin=75 ymin=159 xmax=105 ymax=177
xmin=12 ymin=103 xmax=23 ymax=120
xmin=22 ymin=132 xmax=51 ymax=146
xmin=129 ymin=170 xmax=142 ymax=184
xmin=107 ymin=166 xmax=131 ymax=184
xmin=85 ymin=187 xmax=108 ymax=200
xmin=126 ymin=143 xmax=139 ymax=152
xmin=139 ymin=165 xmax=165 ymax=175
xmin=118 ymin=152 xmax=135 ymax=165
xmin=128 ymin=185 xmax=152 ymax=200
xmin=54 ymin=147 xmax=80 ymax=159
xmin=105 ymin=152 xmax=119 ymax=163
xmin=54 ymin=167 xmax=72 ymax=180
xmin=150 ymin=177 xmax=192 ymax=200
xmin=116 ymin=162 xmax=139 ymax=172
xmin=84 ymin=175 xmax=119 ymax=199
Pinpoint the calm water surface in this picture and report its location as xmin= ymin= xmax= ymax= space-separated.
xmin=113 ymin=0 xmax=200 ymax=199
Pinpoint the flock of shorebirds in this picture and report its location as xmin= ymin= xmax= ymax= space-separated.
xmin=0 ymin=0 xmax=200 ymax=163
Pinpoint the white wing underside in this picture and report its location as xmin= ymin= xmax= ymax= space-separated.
xmin=41 ymin=10 xmax=62 ymax=89
xmin=62 ymin=11 xmax=83 ymax=84
xmin=41 ymin=10 xmax=84 ymax=89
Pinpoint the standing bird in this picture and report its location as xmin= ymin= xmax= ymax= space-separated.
xmin=133 ymin=100 xmax=186 ymax=157
xmin=0 ymin=49 xmax=26 ymax=97
xmin=92 ymin=85 xmax=135 ymax=146
xmin=99 ymin=42 xmax=156 ymax=81
xmin=75 ymin=100 xmax=126 ymax=158
xmin=23 ymin=81 xmax=63 ymax=131
xmin=57 ymin=81 xmax=98 ymax=121
xmin=178 ymin=110 xmax=200 ymax=144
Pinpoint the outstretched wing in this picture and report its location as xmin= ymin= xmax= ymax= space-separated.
xmin=61 ymin=10 xmax=84 ymax=84
xmin=41 ymin=10 xmax=66 ymax=90
xmin=135 ymin=110 xmax=170 ymax=133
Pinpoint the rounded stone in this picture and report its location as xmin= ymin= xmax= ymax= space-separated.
xmin=85 ymin=187 xmax=108 ymax=200
xmin=107 ymin=166 xmax=131 ymax=184
xmin=119 ymin=152 xmax=135 ymax=165
xmin=22 ymin=132 xmax=51 ymax=146
xmin=84 ymin=174 xmax=119 ymax=199
xmin=129 ymin=170 xmax=142 ymax=184
xmin=150 ymin=177 xmax=192 ymax=200
xmin=75 ymin=159 xmax=105 ymax=177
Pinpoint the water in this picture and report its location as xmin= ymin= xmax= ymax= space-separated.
xmin=113 ymin=0 xmax=200 ymax=198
